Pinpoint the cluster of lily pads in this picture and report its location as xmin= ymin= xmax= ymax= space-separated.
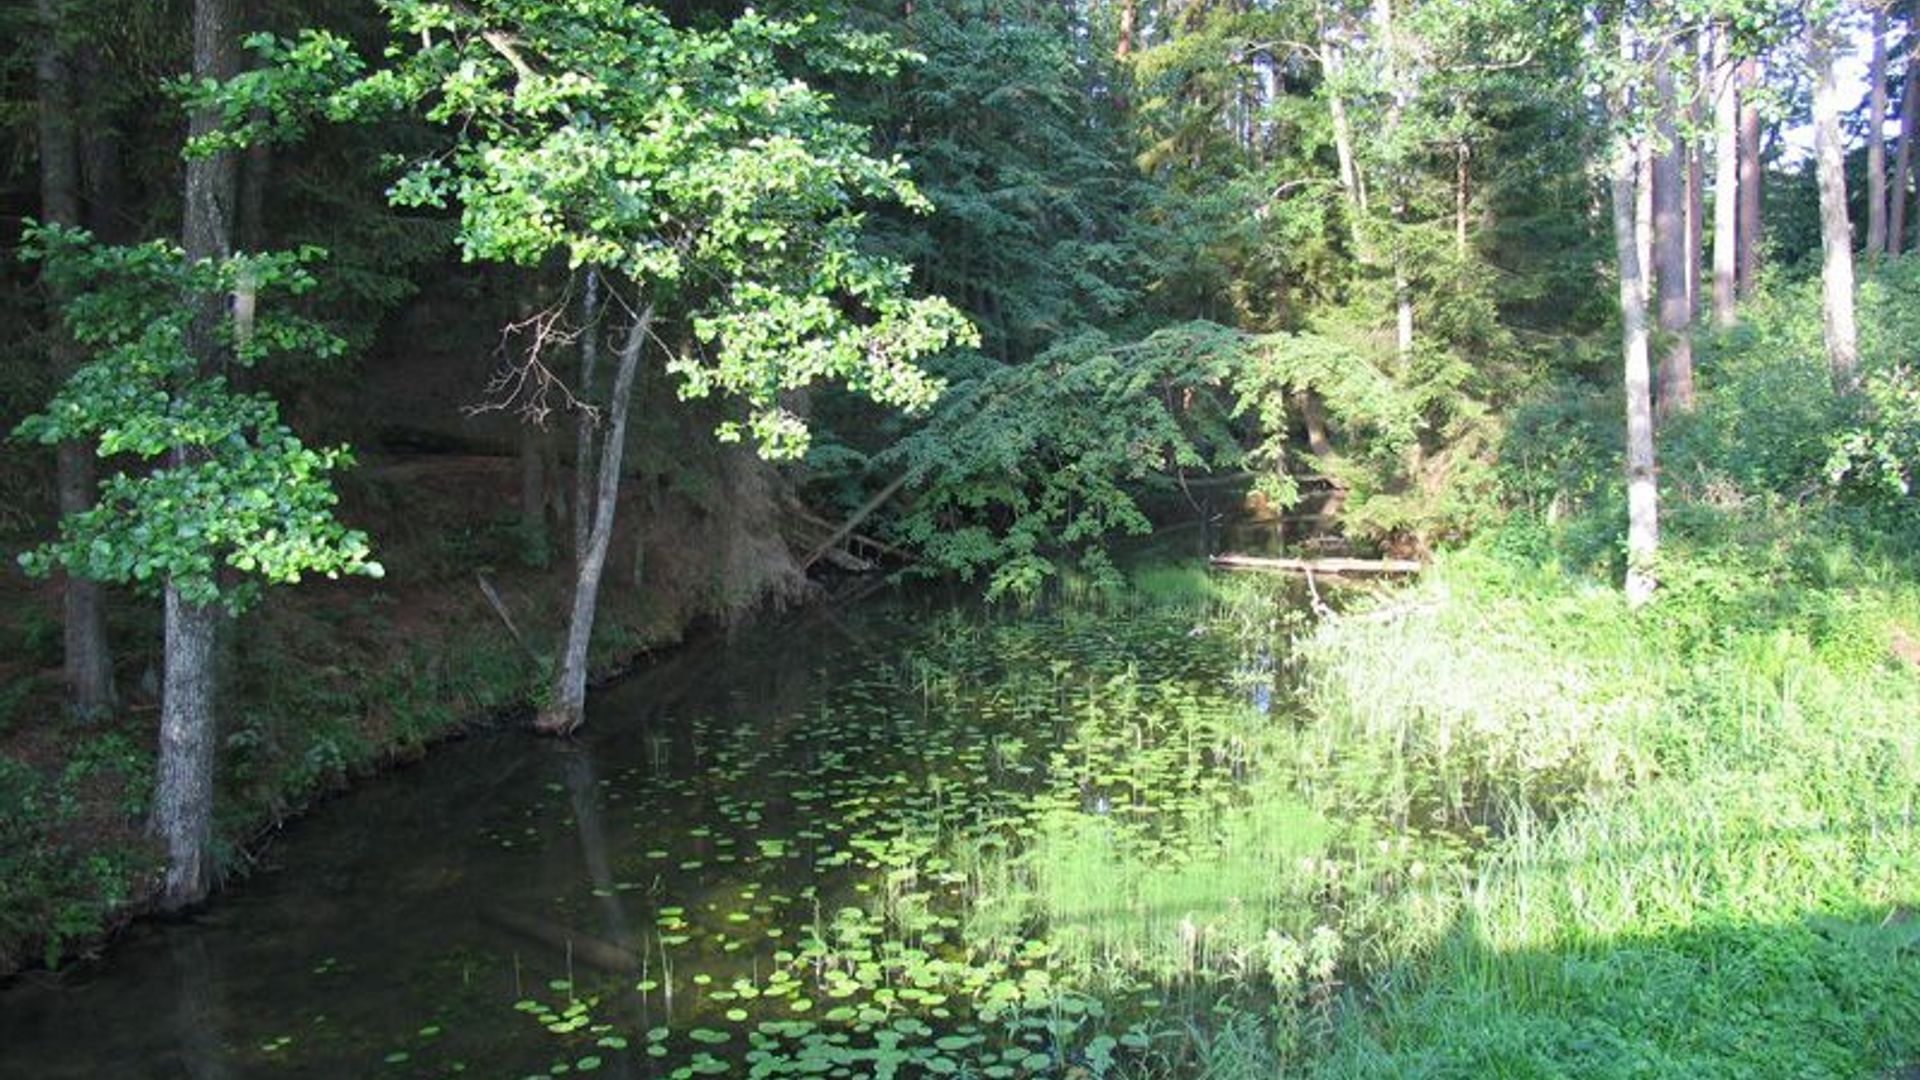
xmin=284 ymin=573 xmax=1461 ymax=1078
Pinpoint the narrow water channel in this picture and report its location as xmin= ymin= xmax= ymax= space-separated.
xmin=0 ymin=571 xmax=1298 ymax=1079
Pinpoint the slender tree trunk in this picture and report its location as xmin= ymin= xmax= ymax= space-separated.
xmin=1893 ymin=15 xmax=1918 ymax=255
xmin=1637 ymin=148 xmax=1655 ymax=302
xmin=1653 ymin=46 xmax=1695 ymax=418
xmin=1737 ymin=58 xmax=1764 ymax=294
xmin=1810 ymin=22 xmax=1861 ymax=391
xmin=154 ymin=0 xmax=238 ymax=913
xmin=1712 ymin=26 xmax=1740 ymax=326
xmin=538 ymin=306 xmax=652 ymax=737
xmin=1318 ymin=1 xmax=1367 ymax=233
xmin=1869 ymin=6 xmax=1890 ymax=257
xmin=1116 ymin=0 xmax=1135 ymax=58
xmin=572 ymin=270 xmax=601 ymax=567
xmin=37 ymin=0 xmax=115 ymax=717
xmin=1687 ymin=30 xmax=1707 ymax=316
xmin=1612 ymin=28 xmax=1659 ymax=609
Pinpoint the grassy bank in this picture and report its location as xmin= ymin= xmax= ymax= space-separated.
xmin=1293 ymin=538 xmax=1920 ymax=1077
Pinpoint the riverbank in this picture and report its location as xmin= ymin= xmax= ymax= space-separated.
xmin=0 ymin=450 xmax=811 ymax=975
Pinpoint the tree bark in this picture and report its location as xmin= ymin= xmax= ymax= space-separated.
xmin=1653 ymin=45 xmax=1695 ymax=418
xmin=1737 ymin=57 xmax=1764 ymax=294
xmin=1712 ymin=25 xmax=1739 ymax=326
xmin=1612 ymin=29 xmax=1659 ymax=609
xmin=37 ymin=0 xmax=115 ymax=717
xmin=1810 ymin=21 xmax=1861 ymax=391
xmin=1687 ymin=30 xmax=1707 ymax=316
xmin=154 ymin=0 xmax=238 ymax=913
xmin=538 ymin=305 xmax=652 ymax=737
xmin=1893 ymin=10 xmax=1918 ymax=256
xmin=1869 ymin=6 xmax=1891 ymax=257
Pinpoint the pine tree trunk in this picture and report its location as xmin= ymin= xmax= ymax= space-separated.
xmin=1810 ymin=22 xmax=1861 ymax=391
xmin=1737 ymin=58 xmax=1764 ymax=294
xmin=154 ymin=0 xmax=238 ymax=913
xmin=1869 ymin=7 xmax=1890 ymax=257
xmin=538 ymin=306 xmax=652 ymax=737
xmin=1712 ymin=26 xmax=1739 ymax=326
xmin=1653 ymin=46 xmax=1695 ymax=418
xmin=1893 ymin=16 xmax=1918 ymax=256
xmin=1612 ymin=29 xmax=1659 ymax=609
xmin=37 ymin=0 xmax=115 ymax=717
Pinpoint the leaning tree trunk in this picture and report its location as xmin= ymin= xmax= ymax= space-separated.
xmin=154 ymin=0 xmax=238 ymax=913
xmin=1611 ymin=29 xmax=1659 ymax=610
xmin=36 ymin=0 xmax=115 ymax=717
xmin=1810 ymin=21 xmax=1861 ymax=392
xmin=1712 ymin=25 xmax=1739 ymax=326
xmin=1737 ymin=57 xmax=1764 ymax=295
xmin=538 ymin=306 xmax=651 ymax=737
xmin=1653 ymin=44 xmax=1695 ymax=418
xmin=1893 ymin=17 xmax=1918 ymax=256
xmin=1869 ymin=6 xmax=1890 ymax=258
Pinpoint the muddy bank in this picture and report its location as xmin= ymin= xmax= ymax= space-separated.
xmin=0 ymin=423 xmax=818 ymax=976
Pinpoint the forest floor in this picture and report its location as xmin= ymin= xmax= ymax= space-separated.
xmin=0 ymin=451 xmax=799 ymax=975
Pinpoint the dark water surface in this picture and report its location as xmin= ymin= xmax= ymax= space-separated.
xmin=0 ymin=573 xmax=1279 ymax=1079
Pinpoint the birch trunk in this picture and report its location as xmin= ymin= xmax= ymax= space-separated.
xmin=538 ymin=306 xmax=652 ymax=737
xmin=1869 ymin=6 xmax=1890 ymax=257
xmin=1810 ymin=22 xmax=1861 ymax=391
xmin=1612 ymin=28 xmax=1659 ymax=609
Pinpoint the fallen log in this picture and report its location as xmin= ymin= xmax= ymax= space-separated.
xmin=1208 ymin=553 xmax=1423 ymax=576
xmin=801 ymin=471 xmax=913 ymax=571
